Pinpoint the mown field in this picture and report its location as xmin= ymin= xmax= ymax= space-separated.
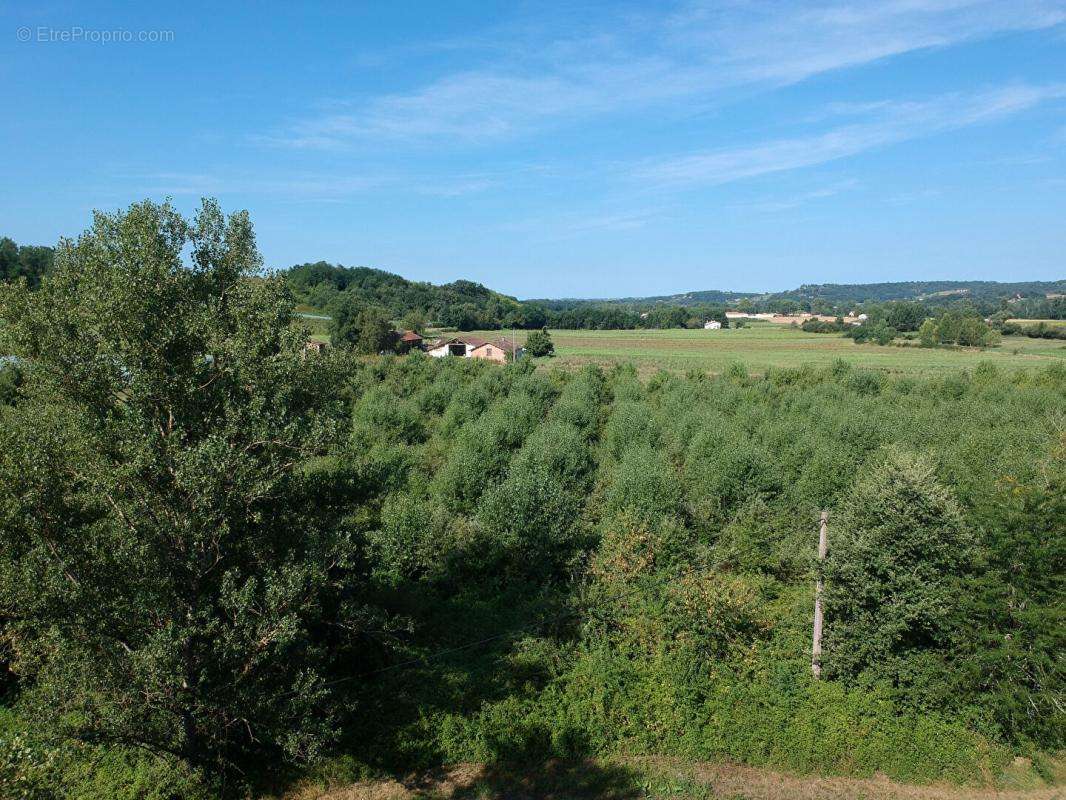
xmin=464 ymin=325 xmax=1066 ymax=375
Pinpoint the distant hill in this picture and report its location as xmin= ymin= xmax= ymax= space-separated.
xmin=528 ymin=288 xmax=753 ymax=310
xmin=532 ymin=280 xmax=1066 ymax=309
xmin=280 ymin=263 xmax=1066 ymax=328
xmin=766 ymin=280 xmax=1066 ymax=305
xmin=283 ymin=261 xmax=523 ymax=330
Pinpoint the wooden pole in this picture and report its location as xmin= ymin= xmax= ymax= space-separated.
xmin=812 ymin=510 xmax=828 ymax=679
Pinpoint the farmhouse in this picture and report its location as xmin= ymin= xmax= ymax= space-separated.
xmin=427 ymin=335 xmax=487 ymax=357
xmin=427 ymin=335 xmax=524 ymax=362
xmin=704 ymin=320 xmax=722 ymax=330
xmin=304 ymin=339 xmax=329 ymax=355
xmin=471 ymin=339 xmax=523 ymax=363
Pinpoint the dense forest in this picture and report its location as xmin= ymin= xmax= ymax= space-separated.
xmin=0 ymin=201 xmax=1062 ymax=798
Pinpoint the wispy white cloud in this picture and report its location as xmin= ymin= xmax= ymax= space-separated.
xmin=732 ymin=179 xmax=860 ymax=213
xmin=884 ymin=187 xmax=944 ymax=205
xmin=133 ymin=171 xmax=391 ymax=202
xmin=132 ymin=170 xmax=503 ymax=202
xmin=265 ymin=0 xmax=1066 ymax=148
xmin=414 ymin=176 xmax=498 ymax=197
xmin=633 ymin=84 xmax=1066 ymax=187
xmin=664 ymin=0 xmax=1066 ymax=85
xmin=500 ymin=208 xmax=665 ymax=242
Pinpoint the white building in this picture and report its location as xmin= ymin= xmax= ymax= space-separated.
xmin=725 ymin=311 xmax=775 ymax=320
xmin=704 ymin=320 xmax=722 ymax=330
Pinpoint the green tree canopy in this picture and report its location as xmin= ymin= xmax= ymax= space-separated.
xmin=0 ymin=236 xmax=54 ymax=288
xmin=824 ymin=448 xmax=976 ymax=692
xmin=525 ymin=327 xmax=555 ymax=357
xmin=328 ymin=294 xmax=395 ymax=353
xmin=0 ymin=199 xmax=364 ymax=782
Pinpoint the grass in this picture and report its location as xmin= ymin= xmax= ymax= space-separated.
xmin=1006 ymin=318 xmax=1066 ymax=327
xmin=298 ymin=313 xmax=331 ymax=343
xmin=463 ymin=326 xmax=1066 ymax=376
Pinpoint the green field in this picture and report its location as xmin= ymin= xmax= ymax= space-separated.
xmin=466 ymin=325 xmax=1066 ymax=375
xmin=1007 ymin=318 xmax=1066 ymax=327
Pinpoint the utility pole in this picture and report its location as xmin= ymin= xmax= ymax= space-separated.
xmin=811 ymin=510 xmax=828 ymax=679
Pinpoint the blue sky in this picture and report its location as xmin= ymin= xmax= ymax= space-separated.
xmin=2 ymin=1 xmax=1065 ymax=298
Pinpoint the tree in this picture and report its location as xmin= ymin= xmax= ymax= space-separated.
xmin=0 ymin=237 xmax=55 ymax=288
xmin=440 ymin=302 xmax=482 ymax=331
xmin=400 ymin=310 xmax=427 ymax=334
xmin=525 ymin=327 xmax=555 ymax=357
xmin=0 ymin=237 xmax=17 ymax=281
xmin=823 ymin=449 xmax=975 ymax=689
xmin=960 ymin=443 xmax=1066 ymax=744
xmin=957 ymin=317 xmax=997 ymax=347
xmin=846 ymin=320 xmax=896 ymax=346
xmin=329 ymin=295 xmax=395 ymax=353
xmin=0 ymin=199 xmax=364 ymax=783
xmin=935 ymin=310 xmax=964 ymax=344
xmin=885 ymin=301 xmax=927 ymax=332
xmin=918 ymin=318 xmax=938 ymax=348
xmin=920 ymin=311 xmax=998 ymax=348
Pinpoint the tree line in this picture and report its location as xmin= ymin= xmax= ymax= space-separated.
xmin=0 ymin=237 xmax=54 ymax=289
xmin=287 ymin=262 xmax=730 ymax=332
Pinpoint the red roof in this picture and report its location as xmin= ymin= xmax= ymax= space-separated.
xmin=399 ymin=330 xmax=423 ymax=342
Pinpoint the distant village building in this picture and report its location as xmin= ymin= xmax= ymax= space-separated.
xmin=703 ymin=320 xmax=722 ymax=330
xmin=304 ymin=339 xmax=329 ymax=355
xmin=725 ymin=311 xmax=775 ymax=320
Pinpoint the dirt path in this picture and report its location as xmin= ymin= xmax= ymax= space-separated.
xmin=679 ymin=760 xmax=1062 ymax=800
xmin=284 ymin=758 xmax=1064 ymax=800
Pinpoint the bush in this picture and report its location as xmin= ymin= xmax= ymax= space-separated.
xmin=824 ymin=448 xmax=976 ymax=692
xmin=604 ymin=446 xmax=681 ymax=525
xmin=525 ymin=327 xmax=555 ymax=357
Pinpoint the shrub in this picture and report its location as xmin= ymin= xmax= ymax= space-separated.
xmin=604 ymin=446 xmax=681 ymax=525
xmin=824 ymin=448 xmax=976 ymax=692
xmin=525 ymin=327 xmax=555 ymax=357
